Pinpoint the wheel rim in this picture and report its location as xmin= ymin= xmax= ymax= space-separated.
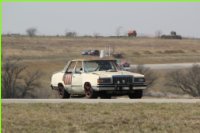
xmin=84 ymin=83 xmax=92 ymax=97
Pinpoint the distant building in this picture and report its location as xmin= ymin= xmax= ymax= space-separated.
xmin=161 ymin=31 xmax=182 ymax=39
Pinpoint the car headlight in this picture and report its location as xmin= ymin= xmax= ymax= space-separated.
xmin=134 ymin=78 xmax=145 ymax=82
xmin=98 ymin=78 xmax=112 ymax=84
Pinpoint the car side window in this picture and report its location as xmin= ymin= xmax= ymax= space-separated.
xmin=84 ymin=61 xmax=99 ymax=72
xmin=66 ymin=61 xmax=76 ymax=73
xmin=75 ymin=61 xmax=83 ymax=73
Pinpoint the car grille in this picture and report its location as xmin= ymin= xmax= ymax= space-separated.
xmin=113 ymin=76 xmax=133 ymax=85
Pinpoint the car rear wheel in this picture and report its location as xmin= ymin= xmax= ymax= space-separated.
xmin=84 ymin=82 xmax=98 ymax=99
xmin=58 ymin=84 xmax=70 ymax=99
xmin=128 ymin=90 xmax=143 ymax=99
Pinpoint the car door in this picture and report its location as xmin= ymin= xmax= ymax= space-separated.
xmin=71 ymin=61 xmax=84 ymax=94
xmin=63 ymin=61 xmax=76 ymax=93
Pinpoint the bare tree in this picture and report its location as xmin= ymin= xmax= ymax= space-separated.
xmin=155 ymin=30 xmax=162 ymax=38
xmin=26 ymin=28 xmax=37 ymax=37
xmin=167 ymin=64 xmax=200 ymax=97
xmin=116 ymin=26 xmax=123 ymax=38
xmin=93 ymin=32 xmax=100 ymax=39
xmin=131 ymin=65 xmax=157 ymax=89
xmin=65 ymin=32 xmax=77 ymax=37
xmin=21 ymin=70 xmax=43 ymax=98
xmin=65 ymin=29 xmax=77 ymax=37
xmin=2 ymin=58 xmax=43 ymax=98
xmin=3 ymin=58 xmax=26 ymax=98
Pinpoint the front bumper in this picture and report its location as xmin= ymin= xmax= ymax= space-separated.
xmin=93 ymin=83 xmax=147 ymax=91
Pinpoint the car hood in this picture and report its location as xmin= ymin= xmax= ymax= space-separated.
xmin=91 ymin=71 xmax=144 ymax=78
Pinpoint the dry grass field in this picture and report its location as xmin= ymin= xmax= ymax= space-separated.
xmin=2 ymin=36 xmax=200 ymax=64
xmin=2 ymin=36 xmax=200 ymax=98
xmin=2 ymin=103 xmax=200 ymax=133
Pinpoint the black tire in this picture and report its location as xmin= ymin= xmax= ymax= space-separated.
xmin=84 ymin=82 xmax=98 ymax=99
xmin=58 ymin=84 xmax=70 ymax=99
xmin=128 ymin=90 xmax=143 ymax=99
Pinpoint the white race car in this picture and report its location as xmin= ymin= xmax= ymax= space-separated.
xmin=51 ymin=59 xmax=146 ymax=99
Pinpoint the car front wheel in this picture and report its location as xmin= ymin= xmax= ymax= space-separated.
xmin=84 ymin=82 xmax=98 ymax=99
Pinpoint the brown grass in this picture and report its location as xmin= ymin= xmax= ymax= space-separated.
xmin=2 ymin=103 xmax=200 ymax=133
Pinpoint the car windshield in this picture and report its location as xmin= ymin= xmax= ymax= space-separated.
xmin=84 ymin=60 xmax=118 ymax=72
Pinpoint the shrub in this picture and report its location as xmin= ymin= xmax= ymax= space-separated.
xmin=2 ymin=58 xmax=43 ymax=98
xmin=167 ymin=64 xmax=200 ymax=97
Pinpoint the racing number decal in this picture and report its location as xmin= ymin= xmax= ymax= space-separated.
xmin=63 ymin=74 xmax=72 ymax=85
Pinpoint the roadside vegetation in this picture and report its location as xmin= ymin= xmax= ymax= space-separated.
xmin=167 ymin=64 xmax=200 ymax=97
xmin=131 ymin=65 xmax=158 ymax=89
xmin=3 ymin=103 xmax=200 ymax=133
xmin=2 ymin=58 xmax=43 ymax=98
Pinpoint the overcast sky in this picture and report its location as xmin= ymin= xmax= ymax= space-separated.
xmin=3 ymin=2 xmax=200 ymax=38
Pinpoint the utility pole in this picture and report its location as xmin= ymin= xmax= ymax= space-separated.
xmin=109 ymin=45 xmax=111 ymax=57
